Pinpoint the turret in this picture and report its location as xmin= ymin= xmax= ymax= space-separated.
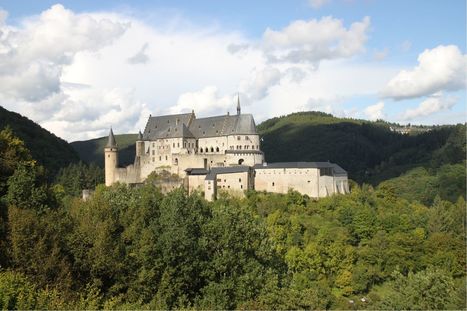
xmin=136 ymin=130 xmax=144 ymax=157
xmin=236 ymin=93 xmax=241 ymax=115
xmin=104 ymin=128 xmax=118 ymax=186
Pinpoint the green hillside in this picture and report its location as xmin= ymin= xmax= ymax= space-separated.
xmin=71 ymin=133 xmax=138 ymax=167
xmin=258 ymin=111 xmax=464 ymax=184
xmin=0 ymin=105 xmax=79 ymax=176
xmin=70 ymin=111 xmax=464 ymax=188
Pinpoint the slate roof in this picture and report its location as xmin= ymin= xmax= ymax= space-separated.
xmin=142 ymin=112 xmax=257 ymax=140
xmin=253 ymin=162 xmax=347 ymax=176
xmin=185 ymin=168 xmax=209 ymax=175
xmin=205 ymin=166 xmax=251 ymax=180
xmin=106 ymin=128 xmax=117 ymax=147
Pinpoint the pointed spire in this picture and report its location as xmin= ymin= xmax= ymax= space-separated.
xmin=236 ymin=92 xmax=241 ymax=115
xmin=106 ymin=127 xmax=117 ymax=148
xmin=137 ymin=130 xmax=143 ymax=141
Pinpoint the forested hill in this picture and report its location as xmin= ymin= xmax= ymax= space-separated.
xmin=70 ymin=111 xmax=465 ymax=188
xmin=71 ymin=133 xmax=138 ymax=167
xmin=0 ymin=105 xmax=79 ymax=176
xmin=258 ymin=111 xmax=465 ymax=184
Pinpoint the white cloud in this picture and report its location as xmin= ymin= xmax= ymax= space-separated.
xmin=239 ymin=67 xmax=282 ymax=101
xmin=400 ymin=93 xmax=457 ymax=121
xmin=382 ymin=45 xmax=466 ymax=100
xmin=284 ymin=67 xmax=308 ymax=83
xmin=127 ymin=42 xmax=150 ymax=64
xmin=400 ymin=40 xmax=412 ymax=52
xmin=0 ymin=4 xmax=127 ymax=101
xmin=308 ymin=0 xmax=331 ymax=9
xmin=169 ymin=86 xmax=234 ymax=116
xmin=1 ymin=5 xmax=408 ymax=140
xmin=364 ymin=101 xmax=385 ymax=120
xmin=373 ymin=48 xmax=389 ymax=61
xmin=262 ymin=16 xmax=370 ymax=64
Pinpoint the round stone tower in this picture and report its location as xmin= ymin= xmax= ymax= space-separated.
xmin=104 ymin=128 xmax=118 ymax=186
xmin=136 ymin=130 xmax=144 ymax=157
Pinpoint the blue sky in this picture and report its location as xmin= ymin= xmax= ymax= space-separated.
xmin=0 ymin=0 xmax=465 ymax=140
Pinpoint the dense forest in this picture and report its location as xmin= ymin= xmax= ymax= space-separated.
xmin=0 ymin=106 xmax=79 ymax=177
xmin=0 ymin=123 xmax=465 ymax=309
xmin=71 ymin=134 xmax=138 ymax=168
xmin=258 ymin=111 xmax=465 ymax=184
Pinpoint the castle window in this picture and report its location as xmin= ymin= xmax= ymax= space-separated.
xmin=239 ymin=178 xmax=241 ymax=182
xmin=204 ymin=147 xmax=208 ymax=152
xmin=272 ymin=182 xmax=275 ymax=186
xmin=165 ymin=156 xmax=168 ymax=160
xmin=167 ymin=120 xmax=170 ymax=123
xmin=152 ymin=150 xmax=155 ymax=155
xmin=216 ymin=147 xmax=219 ymax=152
xmin=252 ymin=145 xmax=254 ymax=149
xmin=237 ymin=136 xmax=241 ymax=140
xmin=184 ymin=142 xmax=186 ymax=147
xmin=177 ymin=143 xmax=180 ymax=147
xmin=256 ymin=145 xmax=259 ymax=149
xmin=200 ymin=148 xmax=203 ymax=153
xmin=212 ymin=123 xmax=215 ymax=127
xmin=174 ymin=158 xmax=178 ymax=165
xmin=152 ymin=157 xmax=155 ymax=162
xmin=168 ymin=128 xmax=170 ymax=132
xmin=240 ymin=185 xmax=243 ymax=189
xmin=173 ymin=143 xmax=175 ymax=147
xmin=152 ymin=143 xmax=155 ymax=147
xmin=210 ymin=147 xmax=214 ymax=152
xmin=239 ymin=146 xmax=242 ymax=150
xmin=244 ymin=145 xmax=248 ymax=149
xmin=203 ymin=131 xmax=205 ymax=135
xmin=159 ymin=156 xmax=161 ymax=161
xmin=107 ymin=155 xmax=110 ymax=158
xmin=245 ymin=136 xmax=249 ymax=140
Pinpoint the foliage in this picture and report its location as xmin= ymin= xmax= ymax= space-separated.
xmin=0 ymin=107 xmax=79 ymax=176
xmin=0 ymin=117 xmax=465 ymax=309
xmin=71 ymin=133 xmax=138 ymax=167
xmin=54 ymin=161 xmax=104 ymax=197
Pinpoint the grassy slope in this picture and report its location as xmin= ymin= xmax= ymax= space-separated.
xmin=0 ymin=105 xmax=80 ymax=176
xmin=71 ymin=134 xmax=138 ymax=168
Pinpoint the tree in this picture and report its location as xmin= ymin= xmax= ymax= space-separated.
xmin=374 ymin=267 xmax=458 ymax=310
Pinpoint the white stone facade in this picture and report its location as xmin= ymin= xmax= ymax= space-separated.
xmin=105 ymin=106 xmax=349 ymax=200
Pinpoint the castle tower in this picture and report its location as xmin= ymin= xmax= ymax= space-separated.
xmin=237 ymin=93 xmax=241 ymax=115
xmin=136 ymin=130 xmax=144 ymax=157
xmin=104 ymin=128 xmax=118 ymax=186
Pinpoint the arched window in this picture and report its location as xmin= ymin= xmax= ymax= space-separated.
xmin=238 ymin=159 xmax=244 ymax=165
xmin=174 ymin=158 xmax=178 ymax=165
xmin=205 ymin=147 xmax=208 ymax=152
xmin=200 ymin=148 xmax=203 ymax=153
xmin=210 ymin=147 xmax=214 ymax=152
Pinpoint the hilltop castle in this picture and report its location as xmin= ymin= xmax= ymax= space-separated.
xmin=104 ymin=99 xmax=349 ymax=200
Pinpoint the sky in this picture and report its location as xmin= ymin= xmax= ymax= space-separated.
xmin=0 ymin=0 xmax=465 ymax=141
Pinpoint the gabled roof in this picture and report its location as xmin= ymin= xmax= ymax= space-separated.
xmin=205 ymin=166 xmax=251 ymax=180
xmin=143 ymin=113 xmax=193 ymax=140
xmin=142 ymin=112 xmax=257 ymax=140
xmin=253 ymin=162 xmax=347 ymax=175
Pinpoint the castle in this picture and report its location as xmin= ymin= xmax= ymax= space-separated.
xmin=104 ymin=99 xmax=349 ymax=200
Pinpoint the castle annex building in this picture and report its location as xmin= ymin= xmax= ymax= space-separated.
xmin=104 ymin=101 xmax=349 ymax=200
